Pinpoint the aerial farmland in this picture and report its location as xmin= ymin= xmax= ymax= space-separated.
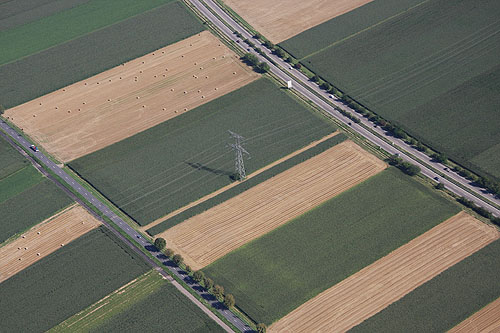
xmin=1 ymin=0 xmax=499 ymax=331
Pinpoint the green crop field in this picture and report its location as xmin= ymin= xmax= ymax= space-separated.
xmin=0 ymin=1 xmax=204 ymax=108
xmin=279 ymin=0 xmax=427 ymax=59
xmin=0 ymin=134 xmax=28 ymax=179
xmin=0 ymin=165 xmax=44 ymax=203
xmin=0 ymin=171 xmax=73 ymax=244
xmin=63 ymin=272 xmax=223 ymax=333
xmin=148 ymin=133 xmax=347 ymax=235
xmin=203 ymin=168 xmax=459 ymax=324
xmin=0 ymin=0 xmax=90 ymax=31
xmin=50 ymin=270 xmax=164 ymax=332
xmin=352 ymin=239 xmax=500 ymax=332
xmin=94 ymin=284 xmax=223 ymax=333
xmin=0 ymin=0 xmax=174 ymax=65
xmin=0 ymin=227 xmax=150 ymax=332
xmin=280 ymin=0 xmax=500 ymax=180
xmin=70 ymin=78 xmax=336 ymax=226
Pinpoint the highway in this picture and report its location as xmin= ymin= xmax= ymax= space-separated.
xmin=189 ymin=0 xmax=500 ymax=218
xmin=0 ymin=120 xmax=252 ymax=333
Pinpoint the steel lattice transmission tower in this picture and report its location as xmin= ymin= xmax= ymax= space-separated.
xmin=227 ymin=130 xmax=250 ymax=181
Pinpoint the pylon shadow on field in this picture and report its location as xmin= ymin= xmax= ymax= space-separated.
xmin=185 ymin=161 xmax=234 ymax=180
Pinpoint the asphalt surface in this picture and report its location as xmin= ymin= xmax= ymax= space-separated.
xmin=190 ymin=0 xmax=500 ymax=218
xmin=0 ymin=120 xmax=250 ymax=333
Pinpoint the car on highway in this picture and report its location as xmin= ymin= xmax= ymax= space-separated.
xmin=30 ymin=145 xmax=39 ymax=152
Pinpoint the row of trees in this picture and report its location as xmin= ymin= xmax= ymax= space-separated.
xmin=154 ymin=238 xmax=267 ymax=331
xmin=241 ymin=53 xmax=269 ymax=73
xmin=388 ymin=154 xmax=421 ymax=176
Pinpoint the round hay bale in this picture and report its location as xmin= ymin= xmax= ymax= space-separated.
xmin=163 ymin=108 xmax=166 ymax=111
xmin=37 ymin=253 xmax=40 ymax=256
xmin=37 ymin=232 xmax=40 ymax=235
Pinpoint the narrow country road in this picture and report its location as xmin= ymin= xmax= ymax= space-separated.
xmin=0 ymin=120 xmax=252 ymax=332
xmin=189 ymin=0 xmax=500 ymax=218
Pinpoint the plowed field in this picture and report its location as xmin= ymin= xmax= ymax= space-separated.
xmin=6 ymin=31 xmax=258 ymax=162
xmin=450 ymin=297 xmax=500 ymax=333
xmin=269 ymin=212 xmax=499 ymax=332
xmin=160 ymin=140 xmax=386 ymax=270
xmin=222 ymin=0 xmax=374 ymax=43
xmin=0 ymin=204 xmax=100 ymax=282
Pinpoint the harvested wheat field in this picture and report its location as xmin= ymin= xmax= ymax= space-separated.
xmin=269 ymin=212 xmax=499 ymax=333
xmin=5 ymin=31 xmax=258 ymax=162
xmin=0 ymin=204 xmax=100 ymax=283
xmin=223 ymin=0 xmax=374 ymax=43
xmin=159 ymin=140 xmax=386 ymax=270
xmin=450 ymin=297 xmax=500 ymax=333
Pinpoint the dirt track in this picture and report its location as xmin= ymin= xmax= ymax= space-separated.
xmin=0 ymin=204 xmax=101 ymax=282
xmin=450 ymin=297 xmax=500 ymax=333
xmin=5 ymin=31 xmax=258 ymax=162
xmin=222 ymin=0 xmax=374 ymax=43
xmin=269 ymin=212 xmax=499 ymax=333
xmin=159 ymin=140 xmax=386 ymax=270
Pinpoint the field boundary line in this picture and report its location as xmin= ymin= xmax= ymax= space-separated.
xmin=301 ymin=0 xmax=432 ymax=61
xmin=141 ymin=131 xmax=339 ymax=232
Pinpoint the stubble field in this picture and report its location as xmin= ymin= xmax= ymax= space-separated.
xmin=160 ymin=140 xmax=386 ymax=270
xmin=0 ymin=204 xmax=101 ymax=283
xmin=6 ymin=31 xmax=258 ymax=162
xmin=270 ymin=212 xmax=499 ymax=332
xmin=352 ymin=239 xmax=500 ymax=332
xmin=222 ymin=0 xmax=374 ymax=43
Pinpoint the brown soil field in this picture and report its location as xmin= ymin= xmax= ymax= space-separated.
xmin=5 ymin=31 xmax=258 ymax=162
xmin=159 ymin=140 xmax=386 ymax=270
xmin=0 ymin=204 xmax=101 ymax=283
xmin=450 ymin=297 xmax=500 ymax=333
xmin=269 ymin=212 xmax=500 ymax=333
xmin=222 ymin=0 xmax=374 ymax=43
xmin=141 ymin=131 xmax=339 ymax=232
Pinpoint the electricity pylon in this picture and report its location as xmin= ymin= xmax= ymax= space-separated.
xmin=228 ymin=130 xmax=250 ymax=181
